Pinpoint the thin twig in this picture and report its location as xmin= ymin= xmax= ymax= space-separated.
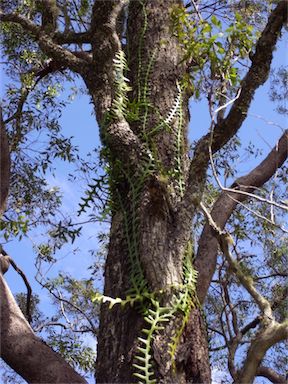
xmin=208 ymin=92 xmax=288 ymax=213
xmin=191 ymin=0 xmax=203 ymax=21
xmin=199 ymin=202 xmax=274 ymax=320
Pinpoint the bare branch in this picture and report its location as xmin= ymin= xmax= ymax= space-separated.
xmin=240 ymin=317 xmax=260 ymax=337
xmin=200 ymin=200 xmax=275 ymax=319
xmin=219 ymin=234 xmax=273 ymax=320
xmin=209 ymin=130 xmax=288 ymax=212
xmin=221 ymin=282 xmax=240 ymax=380
xmin=240 ymin=286 xmax=288 ymax=337
xmin=256 ymin=366 xmax=287 ymax=384
xmin=35 ymin=321 xmax=93 ymax=333
xmin=255 ymin=272 xmax=288 ymax=281
xmin=225 ymin=197 xmax=288 ymax=233
xmin=195 ymin=130 xmax=288 ymax=303
xmin=54 ymin=31 xmax=91 ymax=44
xmin=8 ymin=256 xmax=32 ymax=324
xmin=39 ymin=280 xmax=98 ymax=335
xmin=237 ymin=321 xmax=288 ymax=384
xmin=190 ymin=0 xmax=203 ymax=21
xmin=200 ymin=205 xmax=288 ymax=383
xmin=35 ymin=321 xmax=69 ymax=332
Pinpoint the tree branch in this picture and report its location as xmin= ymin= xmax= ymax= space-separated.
xmin=37 ymin=32 xmax=88 ymax=73
xmin=195 ymin=130 xmax=288 ymax=303
xmin=82 ymin=0 xmax=145 ymax=168
xmin=0 ymin=11 xmax=88 ymax=73
xmin=90 ymin=0 xmax=124 ymax=59
xmin=211 ymin=0 xmax=287 ymax=153
xmin=4 ymin=63 xmax=64 ymax=150
xmin=179 ymin=1 xmax=287 ymax=228
xmin=38 ymin=279 xmax=98 ymax=335
xmin=0 ymin=107 xmax=11 ymax=216
xmin=0 ymin=11 xmax=41 ymax=35
xmin=0 ymin=273 xmax=87 ymax=383
xmin=35 ymin=321 xmax=93 ymax=333
xmin=199 ymin=207 xmax=288 ymax=384
xmin=0 ymin=3 xmax=92 ymax=44
xmin=256 ymin=366 xmax=287 ymax=384
xmin=36 ymin=0 xmax=59 ymax=32
xmin=237 ymin=321 xmax=288 ymax=384
xmin=199 ymin=202 xmax=273 ymax=317
xmin=219 ymin=234 xmax=274 ymax=319
xmin=239 ymin=285 xmax=288 ymax=337
xmin=86 ymin=0 xmax=128 ymax=116
xmin=54 ymin=31 xmax=92 ymax=44
xmin=0 ymin=247 xmax=33 ymax=324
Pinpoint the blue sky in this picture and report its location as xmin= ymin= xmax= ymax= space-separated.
xmin=0 ymin=24 xmax=287 ymax=384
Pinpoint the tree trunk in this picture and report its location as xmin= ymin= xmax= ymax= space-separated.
xmin=0 ymin=108 xmax=10 ymax=216
xmin=96 ymin=1 xmax=211 ymax=382
xmin=96 ymin=214 xmax=211 ymax=384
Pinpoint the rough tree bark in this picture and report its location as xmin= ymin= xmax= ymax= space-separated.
xmin=94 ymin=2 xmax=287 ymax=383
xmin=93 ymin=1 xmax=211 ymax=382
xmin=0 ymin=273 xmax=87 ymax=384
xmin=0 ymin=1 xmax=287 ymax=383
xmin=0 ymin=107 xmax=10 ymax=216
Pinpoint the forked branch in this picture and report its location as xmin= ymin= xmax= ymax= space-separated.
xmin=195 ymin=130 xmax=288 ymax=303
xmin=200 ymin=206 xmax=288 ymax=384
xmin=0 ymin=11 xmax=88 ymax=73
xmin=210 ymin=0 xmax=287 ymax=153
xmin=0 ymin=247 xmax=32 ymax=324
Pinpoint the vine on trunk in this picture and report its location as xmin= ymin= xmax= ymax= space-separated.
xmin=91 ymin=3 xmax=199 ymax=382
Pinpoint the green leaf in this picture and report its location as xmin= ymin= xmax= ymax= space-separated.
xmin=211 ymin=15 xmax=221 ymax=28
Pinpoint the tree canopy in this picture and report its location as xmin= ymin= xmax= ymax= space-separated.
xmin=0 ymin=1 xmax=287 ymax=383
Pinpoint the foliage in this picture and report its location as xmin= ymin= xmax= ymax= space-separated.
xmin=0 ymin=0 xmax=287 ymax=383
xmin=47 ymin=331 xmax=96 ymax=375
xmin=171 ymin=4 xmax=256 ymax=98
xmin=269 ymin=67 xmax=288 ymax=115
